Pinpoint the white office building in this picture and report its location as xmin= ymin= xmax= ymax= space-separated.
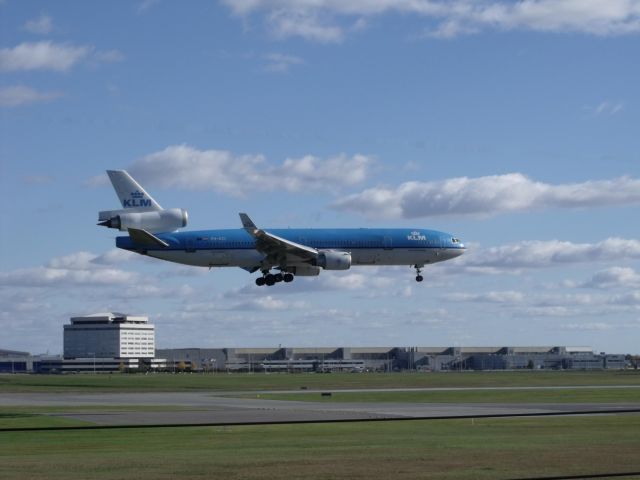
xmin=64 ymin=312 xmax=155 ymax=359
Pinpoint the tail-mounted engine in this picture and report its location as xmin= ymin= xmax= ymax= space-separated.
xmin=98 ymin=208 xmax=188 ymax=233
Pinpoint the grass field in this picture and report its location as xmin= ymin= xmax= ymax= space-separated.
xmin=2 ymin=371 xmax=639 ymax=479
xmin=2 ymin=370 xmax=639 ymax=393
xmin=0 ymin=406 xmax=202 ymax=429
xmin=1 ymin=415 xmax=639 ymax=480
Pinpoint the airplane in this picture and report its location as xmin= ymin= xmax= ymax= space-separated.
xmin=98 ymin=170 xmax=465 ymax=286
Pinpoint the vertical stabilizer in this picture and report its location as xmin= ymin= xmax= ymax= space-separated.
xmin=106 ymin=170 xmax=162 ymax=210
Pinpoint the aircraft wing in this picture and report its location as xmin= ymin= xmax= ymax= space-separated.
xmin=240 ymin=213 xmax=317 ymax=260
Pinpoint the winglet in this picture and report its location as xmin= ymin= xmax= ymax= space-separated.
xmin=239 ymin=213 xmax=257 ymax=232
xmin=128 ymin=228 xmax=169 ymax=248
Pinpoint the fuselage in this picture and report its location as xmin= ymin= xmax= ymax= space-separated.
xmin=117 ymin=227 xmax=465 ymax=268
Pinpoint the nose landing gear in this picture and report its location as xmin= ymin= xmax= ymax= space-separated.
xmin=414 ymin=264 xmax=424 ymax=282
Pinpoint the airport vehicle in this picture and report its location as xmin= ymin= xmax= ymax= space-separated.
xmin=98 ymin=170 xmax=465 ymax=285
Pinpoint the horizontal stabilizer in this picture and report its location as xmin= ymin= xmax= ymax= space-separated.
xmin=128 ymin=228 xmax=169 ymax=248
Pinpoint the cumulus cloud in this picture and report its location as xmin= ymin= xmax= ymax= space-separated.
xmin=267 ymin=10 xmax=344 ymax=42
xmin=447 ymin=290 xmax=525 ymax=304
xmin=23 ymin=14 xmax=53 ymax=34
xmin=0 ymin=251 xmax=138 ymax=287
xmin=222 ymin=0 xmax=640 ymax=42
xmin=263 ymin=52 xmax=304 ymax=72
xmin=575 ymin=267 xmax=640 ymax=289
xmin=561 ymin=322 xmax=613 ymax=331
xmin=610 ymin=291 xmax=640 ymax=306
xmin=0 ymin=85 xmax=62 ymax=107
xmin=332 ymin=174 xmax=640 ymax=219
xmin=447 ymin=288 xmax=640 ymax=319
xmin=121 ymin=144 xmax=372 ymax=196
xmin=232 ymin=295 xmax=307 ymax=311
xmin=0 ymin=265 xmax=136 ymax=287
xmin=460 ymin=238 xmax=640 ymax=270
xmin=0 ymin=41 xmax=91 ymax=72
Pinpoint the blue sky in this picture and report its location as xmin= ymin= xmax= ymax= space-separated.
xmin=1 ymin=0 xmax=639 ymax=354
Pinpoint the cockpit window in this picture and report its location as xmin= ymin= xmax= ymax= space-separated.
xmin=452 ymin=238 xmax=460 ymax=243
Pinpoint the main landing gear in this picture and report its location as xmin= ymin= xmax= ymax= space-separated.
xmin=255 ymin=271 xmax=294 ymax=287
xmin=414 ymin=265 xmax=424 ymax=283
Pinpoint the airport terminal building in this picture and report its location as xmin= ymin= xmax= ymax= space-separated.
xmin=1 ymin=312 xmax=630 ymax=373
xmin=64 ymin=312 xmax=155 ymax=360
xmin=156 ymin=345 xmax=628 ymax=373
xmin=14 ymin=313 xmax=165 ymax=374
xmin=57 ymin=312 xmax=162 ymax=372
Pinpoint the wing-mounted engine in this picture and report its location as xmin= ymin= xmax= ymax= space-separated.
xmin=316 ymin=250 xmax=352 ymax=270
xmin=98 ymin=208 xmax=188 ymax=233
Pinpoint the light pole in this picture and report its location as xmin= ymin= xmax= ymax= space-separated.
xmin=87 ymin=352 xmax=96 ymax=374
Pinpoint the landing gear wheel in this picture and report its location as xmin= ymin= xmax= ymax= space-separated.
xmin=283 ymin=273 xmax=294 ymax=283
xmin=414 ymin=264 xmax=424 ymax=283
xmin=255 ymin=276 xmax=266 ymax=286
xmin=265 ymin=274 xmax=276 ymax=286
xmin=274 ymin=273 xmax=284 ymax=283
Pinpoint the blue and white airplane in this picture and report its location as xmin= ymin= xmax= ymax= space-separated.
xmin=98 ymin=170 xmax=465 ymax=286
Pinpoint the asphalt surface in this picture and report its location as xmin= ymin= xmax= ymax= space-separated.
xmin=2 ymin=390 xmax=639 ymax=426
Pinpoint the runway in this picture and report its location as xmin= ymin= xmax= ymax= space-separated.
xmin=2 ymin=391 xmax=639 ymax=427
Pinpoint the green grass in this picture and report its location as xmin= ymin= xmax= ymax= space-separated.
xmin=0 ymin=412 xmax=92 ymax=429
xmin=0 ymin=406 xmax=208 ymax=429
xmin=245 ymin=386 xmax=640 ymax=403
xmin=1 ymin=415 xmax=639 ymax=479
xmin=2 ymin=370 xmax=639 ymax=393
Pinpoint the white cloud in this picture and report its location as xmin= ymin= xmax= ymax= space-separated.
xmin=0 ymin=41 xmax=91 ymax=72
xmin=267 ymin=10 xmax=344 ymax=42
xmin=446 ymin=287 xmax=640 ymax=319
xmin=520 ymin=306 xmax=574 ymax=317
xmin=123 ymin=144 xmax=372 ymax=196
xmin=0 ymin=265 xmax=136 ymax=287
xmin=610 ymin=291 xmax=640 ymax=306
xmin=263 ymin=52 xmax=304 ymax=72
xmin=459 ymin=238 xmax=640 ymax=270
xmin=232 ymin=295 xmax=307 ymax=311
xmin=222 ymin=0 xmax=640 ymax=42
xmin=447 ymin=290 xmax=525 ymax=304
xmin=561 ymin=322 xmax=613 ymax=331
xmin=0 ymin=251 xmax=138 ymax=287
xmin=577 ymin=267 xmax=640 ymax=289
xmin=332 ymin=173 xmax=640 ymax=219
xmin=47 ymin=251 xmax=99 ymax=270
xmin=0 ymin=85 xmax=62 ymax=107
xmin=91 ymin=249 xmax=140 ymax=266
xmin=23 ymin=14 xmax=53 ymax=34
xmin=593 ymin=100 xmax=624 ymax=115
